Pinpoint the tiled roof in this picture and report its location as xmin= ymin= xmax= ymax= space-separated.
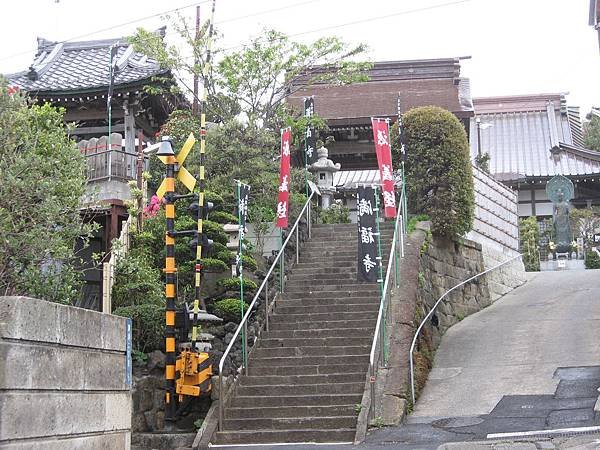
xmin=287 ymin=58 xmax=474 ymax=124
xmin=333 ymin=169 xmax=402 ymax=190
xmin=6 ymin=36 xmax=167 ymax=94
xmin=471 ymin=94 xmax=600 ymax=181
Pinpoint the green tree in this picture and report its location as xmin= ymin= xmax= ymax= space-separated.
xmin=583 ymin=113 xmax=600 ymax=151
xmin=394 ymin=106 xmax=475 ymax=239
xmin=0 ymin=81 xmax=92 ymax=303
xmin=217 ymin=29 xmax=370 ymax=128
xmin=519 ymin=217 xmax=541 ymax=272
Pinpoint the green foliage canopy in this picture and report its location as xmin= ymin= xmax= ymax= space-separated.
xmin=583 ymin=113 xmax=600 ymax=152
xmin=395 ymin=106 xmax=474 ymax=239
xmin=0 ymin=82 xmax=92 ymax=303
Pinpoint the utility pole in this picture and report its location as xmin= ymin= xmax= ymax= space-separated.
xmin=192 ymin=5 xmax=201 ymax=116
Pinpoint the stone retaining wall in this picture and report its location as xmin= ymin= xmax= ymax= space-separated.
xmin=0 ymin=296 xmax=131 ymax=449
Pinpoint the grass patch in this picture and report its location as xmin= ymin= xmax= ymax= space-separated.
xmin=407 ymin=214 xmax=430 ymax=234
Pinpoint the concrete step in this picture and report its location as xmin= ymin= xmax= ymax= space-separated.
xmin=230 ymin=393 xmax=364 ymax=408
xmin=222 ymin=415 xmax=357 ymax=431
xmin=239 ymin=372 xmax=365 ymax=386
xmin=249 ymin=354 xmax=369 ymax=367
xmin=286 ymin=273 xmax=359 ymax=283
xmin=260 ymin=336 xmax=372 ymax=348
xmin=276 ymin=296 xmax=380 ymax=307
xmin=269 ymin=318 xmax=376 ymax=331
xmin=225 ymin=404 xmax=357 ymax=419
xmin=283 ymin=290 xmax=379 ymax=300
xmin=214 ymin=428 xmax=356 ymax=445
xmin=270 ymin=311 xmax=373 ymax=324
xmin=236 ymin=381 xmax=364 ymax=396
xmin=251 ymin=345 xmax=370 ymax=358
xmin=283 ymin=283 xmax=380 ymax=294
xmin=248 ymin=363 xmax=368 ymax=376
xmin=263 ymin=327 xmax=373 ymax=339
xmin=274 ymin=302 xmax=379 ymax=315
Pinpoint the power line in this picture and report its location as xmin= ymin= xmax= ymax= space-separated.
xmin=0 ymin=1 xmax=210 ymax=63
xmin=180 ymin=0 xmax=472 ymax=60
xmin=215 ymin=0 xmax=320 ymax=25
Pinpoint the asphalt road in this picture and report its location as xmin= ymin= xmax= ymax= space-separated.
xmin=365 ymin=269 xmax=600 ymax=448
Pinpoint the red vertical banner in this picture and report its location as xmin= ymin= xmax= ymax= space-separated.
xmin=371 ymin=118 xmax=397 ymax=218
xmin=276 ymin=127 xmax=292 ymax=228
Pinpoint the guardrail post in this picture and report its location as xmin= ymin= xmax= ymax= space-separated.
xmin=265 ymin=277 xmax=269 ymax=332
xmin=219 ymin=374 xmax=224 ymax=430
xmin=243 ymin=321 xmax=248 ymax=375
xmin=296 ymin=226 xmax=299 ymax=264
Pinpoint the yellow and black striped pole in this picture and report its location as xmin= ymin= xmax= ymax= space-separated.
xmin=158 ymin=139 xmax=177 ymax=420
xmin=191 ymin=0 xmax=217 ymax=349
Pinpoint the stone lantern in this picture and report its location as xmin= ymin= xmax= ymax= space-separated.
xmin=308 ymin=145 xmax=341 ymax=209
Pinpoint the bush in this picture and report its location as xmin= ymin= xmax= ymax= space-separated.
xmin=213 ymin=298 xmax=250 ymax=323
xmin=200 ymin=258 xmax=228 ymax=272
xmin=519 ymin=217 xmax=540 ymax=272
xmin=210 ymin=211 xmax=239 ymax=224
xmin=317 ymin=203 xmax=350 ymax=224
xmin=114 ymin=303 xmax=164 ymax=353
xmin=393 ymin=107 xmax=474 ymax=239
xmin=216 ymin=250 xmax=235 ymax=264
xmin=407 ymin=214 xmax=430 ymax=234
xmin=585 ymin=251 xmax=600 ymax=269
xmin=216 ymin=277 xmax=258 ymax=292
xmin=241 ymin=254 xmax=258 ymax=272
xmin=112 ymin=251 xmax=163 ymax=309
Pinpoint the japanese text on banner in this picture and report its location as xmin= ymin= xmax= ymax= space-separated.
xmin=357 ymin=186 xmax=379 ymax=282
xmin=276 ymin=127 xmax=292 ymax=228
xmin=371 ymin=118 xmax=397 ymax=218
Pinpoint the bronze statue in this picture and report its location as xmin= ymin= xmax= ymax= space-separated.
xmin=546 ymin=175 xmax=574 ymax=257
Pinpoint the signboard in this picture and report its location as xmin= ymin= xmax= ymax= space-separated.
xmin=371 ymin=118 xmax=397 ymax=218
xmin=357 ymin=186 xmax=379 ymax=282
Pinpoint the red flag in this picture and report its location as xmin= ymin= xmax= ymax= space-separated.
xmin=371 ymin=118 xmax=397 ymax=218
xmin=276 ymin=127 xmax=292 ymax=228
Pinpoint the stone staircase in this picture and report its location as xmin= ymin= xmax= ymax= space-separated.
xmin=211 ymin=222 xmax=394 ymax=446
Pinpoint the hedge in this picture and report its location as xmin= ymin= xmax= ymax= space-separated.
xmin=213 ymin=298 xmax=250 ymax=323
xmin=395 ymin=106 xmax=474 ymax=239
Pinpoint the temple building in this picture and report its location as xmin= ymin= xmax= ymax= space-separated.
xmin=5 ymin=30 xmax=182 ymax=308
xmin=287 ymin=57 xmax=474 ymax=219
xmin=470 ymin=93 xmax=600 ymax=218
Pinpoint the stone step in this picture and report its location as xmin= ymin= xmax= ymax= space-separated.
xmin=238 ymin=372 xmax=365 ymax=386
xmin=270 ymin=310 xmax=373 ymax=324
xmin=225 ymin=404 xmax=357 ymax=419
xmin=251 ymin=345 xmax=370 ymax=358
xmin=248 ymin=363 xmax=368 ymax=376
xmin=276 ymin=296 xmax=380 ymax=307
xmin=260 ymin=336 xmax=372 ymax=348
xmin=285 ymin=276 xmax=362 ymax=286
xmin=230 ymin=393 xmax=364 ymax=408
xmin=263 ymin=327 xmax=373 ymax=339
xmin=249 ymin=354 xmax=369 ymax=367
xmin=222 ymin=415 xmax=357 ymax=431
xmin=302 ymin=237 xmax=394 ymax=249
xmin=236 ymin=381 xmax=364 ymax=397
xmin=274 ymin=302 xmax=379 ymax=315
xmin=283 ymin=290 xmax=379 ymax=300
xmin=269 ymin=318 xmax=376 ymax=331
xmin=290 ymin=266 xmax=359 ymax=275
xmin=214 ymin=428 xmax=356 ymax=445
xmin=283 ymin=283 xmax=380 ymax=294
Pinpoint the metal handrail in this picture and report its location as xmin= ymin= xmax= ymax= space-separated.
xmin=367 ymin=188 xmax=406 ymax=419
xmin=218 ymin=189 xmax=315 ymax=431
xmin=408 ymin=252 xmax=523 ymax=404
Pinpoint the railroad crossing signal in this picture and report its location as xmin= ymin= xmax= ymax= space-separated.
xmin=156 ymin=133 xmax=197 ymax=199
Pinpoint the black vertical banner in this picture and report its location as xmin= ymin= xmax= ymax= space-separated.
xmin=357 ymin=186 xmax=378 ymax=282
xmin=304 ymin=97 xmax=318 ymax=165
xmin=236 ymin=183 xmax=250 ymax=276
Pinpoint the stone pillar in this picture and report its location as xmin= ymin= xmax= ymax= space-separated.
xmin=308 ymin=146 xmax=340 ymax=209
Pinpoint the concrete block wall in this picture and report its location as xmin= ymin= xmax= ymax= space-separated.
xmin=0 ymin=296 xmax=132 ymax=449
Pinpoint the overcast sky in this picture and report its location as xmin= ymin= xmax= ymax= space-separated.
xmin=1 ymin=0 xmax=598 ymax=116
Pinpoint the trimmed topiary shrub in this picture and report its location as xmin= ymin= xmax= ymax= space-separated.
xmin=585 ymin=251 xmax=600 ymax=269
xmin=200 ymin=258 xmax=228 ymax=272
xmin=216 ymin=277 xmax=258 ymax=292
xmin=213 ymin=298 xmax=250 ymax=323
xmin=396 ymin=106 xmax=474 ymax=239
xmin=241 ymin=254 xmax=258 ymax=272
xmin=113 ymin=303 xmax=164 ymax=353
xmin=519 ymin=217 xmax=540 ymax=272
xmin=209 ymin=211 xmax=239 ymax=224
